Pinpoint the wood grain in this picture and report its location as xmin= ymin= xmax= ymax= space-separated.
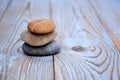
xmin=51 ymin=0 xmax=120 ymax=80
xmin=90 ymin=0 xmax=120 ymax=52
xmin=0 ymin=0 xmax=54 ymax=80
xmin=0 ymin=0 xmax=120 ymax=80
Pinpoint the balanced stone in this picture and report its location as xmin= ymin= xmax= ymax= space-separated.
xmin=28 ymin=19 xmax=55 ymax=34
xmin=22 ymin=40 xmax=61 ymax=56
xmin=21 ymin=30 xmax=57 ymax=46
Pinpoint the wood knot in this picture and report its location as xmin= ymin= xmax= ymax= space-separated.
xmin=72 ymin=46 xmax=85 ymax=52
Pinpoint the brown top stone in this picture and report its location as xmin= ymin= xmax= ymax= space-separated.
xmin=27 ymin=19 xmax=55 ymax=34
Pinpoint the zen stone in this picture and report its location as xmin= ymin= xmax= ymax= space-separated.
xmin=21 ymin=30 xmax=57 ymax=46
xmin=22 ymin=40 xmax=61 ymax=56
xmin=28 ymin=19 xmax=55 ymax=34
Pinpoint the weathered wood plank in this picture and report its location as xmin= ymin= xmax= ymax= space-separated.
xmin=90 ymin=0 xmax=120 ymax=51
xmin=0 ymin=0 xmax=120 ymax=80
xmin=0 ymin=0 xmax=54 ymax=80
xmin=51 ymin=0 xmax=120 ymax=80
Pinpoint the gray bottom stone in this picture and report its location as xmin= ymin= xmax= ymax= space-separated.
xmin=22 ymin=40 xmax=61 ymax=56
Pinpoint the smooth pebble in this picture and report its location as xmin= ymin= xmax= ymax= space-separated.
xmin=28 ymin=19 xmax=55 ymax=34
xmin=22 ymin=40 xmax=61 ymax=56
xmin=21 ymin=30 xmax=57 ymax=46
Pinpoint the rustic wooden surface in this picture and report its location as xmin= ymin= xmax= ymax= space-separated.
xmin=0 ymin=0 xmax=120 ymax=80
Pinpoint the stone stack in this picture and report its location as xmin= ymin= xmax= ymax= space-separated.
xmin=21 ymin=19 xmax=60 ymax=56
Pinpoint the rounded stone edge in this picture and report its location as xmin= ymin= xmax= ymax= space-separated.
xmin=21 ymin=30 xmax=57 ymax=46
xmin=22 ymin=41 xmax=61 ymax=56
xmin=27 ymin=19 xmax=55 ymax=34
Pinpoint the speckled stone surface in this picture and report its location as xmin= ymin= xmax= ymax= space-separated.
xmin=22 ymin=40 xmax=61 ymax=56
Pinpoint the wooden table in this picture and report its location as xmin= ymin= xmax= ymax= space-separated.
xmin=0 ymin=0 xmax=120 ymax=80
